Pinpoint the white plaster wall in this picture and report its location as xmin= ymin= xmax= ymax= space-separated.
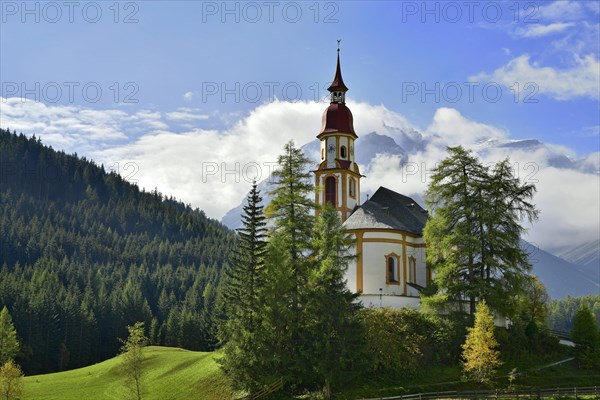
xmin=362 ymin=240 xmax=406 ymax=296
xmin=345 ymin=231 xmax=428 ymax=298
xmin=358 ymin=294 xmax=421 ymax=309
xmin=327 ymin=137 xmax=336 ymax=168
xmin=346 ymin=242 xmax=358 ymax=292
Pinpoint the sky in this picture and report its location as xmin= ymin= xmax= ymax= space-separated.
xmin=1 ymin=0 xmax=599 ymax=252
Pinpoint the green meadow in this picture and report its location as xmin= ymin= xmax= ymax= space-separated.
xmin=23 ymin=346 xmax=237 ymax=400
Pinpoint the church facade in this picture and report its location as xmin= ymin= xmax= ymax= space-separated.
xmin=315 ymin=51 xmax=430 ymax=309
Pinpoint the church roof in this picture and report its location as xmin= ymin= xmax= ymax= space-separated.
xmin=328 ymin=51 xmax=349 ymax=93
xmin=318 ymin=102 xmax=356 ymax=137
xmin=343 ymin=187 xmax=428 ymax=235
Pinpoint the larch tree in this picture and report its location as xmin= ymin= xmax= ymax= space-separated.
xmin=423 ymin=146 xmax=538 ymax=318
xmin=266 ymin=140 xmax=315 ymax=285
xmin=306 ymin=204 xmax=363 ymax=398
xmin=0 ymin=360 xmax=24 ymax=400
xmin=462 ymin=300 xmax=501 ymax=383
xmin=0 ymin=307 xmax=19 ymax=365
xmin=120 ymin=321 xmax=148 ymax=400
xmin=264 ymin=140 xmax=316 ymax=387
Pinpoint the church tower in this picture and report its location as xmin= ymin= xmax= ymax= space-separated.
xmin=315 ymin=48 xmax=361 ymax=221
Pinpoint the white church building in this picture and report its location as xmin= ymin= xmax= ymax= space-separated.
xmin=314 ymin=50 xmax=431 ymax=309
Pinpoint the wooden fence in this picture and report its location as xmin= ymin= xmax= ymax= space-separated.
xmin=248 ymin=378 xmax=284 ymax=400
xmin=360 ymin=386 xmax=600 ymax=400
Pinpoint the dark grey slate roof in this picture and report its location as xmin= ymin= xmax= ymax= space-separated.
xmin=343 ymin=187 xmax=428 ymax=235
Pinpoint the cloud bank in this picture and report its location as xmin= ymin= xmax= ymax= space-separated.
xmin=1 ymin=97 xmax=598 ymax=253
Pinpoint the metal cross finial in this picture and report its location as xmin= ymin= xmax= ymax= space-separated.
xmin=337 ymin=39 xmax=341 ymax=52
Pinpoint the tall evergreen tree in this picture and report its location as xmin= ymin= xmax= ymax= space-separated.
xmin=306 ymin=204 xmax=363 ymax=398
xmin=264 ymin=140 xmax=316 ymax=387
xmin=218 ymin=181 xmax=268 ymax=391
xmin=423 ymin=146 xmax=538 ymax=318
xmin=221 ymin=181 xmax=268 ymax=330
xmin=0 ymin=307 xmax=19 ymax=365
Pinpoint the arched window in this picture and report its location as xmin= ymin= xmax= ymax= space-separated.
xmin=349 ymin=177 xmax=356 ymax=198
xmin=321 ymin=148 xmax=325 ymax=160
xmin=409 ymin=257 xmax=416 ymax=284
xmin=340 ymin=145 xmax=347 ymax=159
xmin=386 ymin=254 xmax=399 ymax=284
xmin=325 ymin=176 xmax=336 ymax=206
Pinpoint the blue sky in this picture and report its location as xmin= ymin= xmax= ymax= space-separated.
xmin=2 ymin=1 xmax=599 ymax=153
xmin=1 ymin=1 xmax=599 ymax=250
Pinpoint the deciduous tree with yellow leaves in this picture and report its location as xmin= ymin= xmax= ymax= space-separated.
xmin=461 ymin=301 xmax=501 ymax=383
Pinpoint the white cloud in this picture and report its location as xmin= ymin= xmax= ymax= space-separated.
xmin=516 ymin=22 xmax=575 ymax=38
xmin=182 ymin=91 xmax=194 ymax=101
xmin=471 ymin=54 xmax=600 ymax=100
xmin=526 ymin=166 xmax=600 ymax=250
xmin=425 ymin=107 xmax=507 ymax=145
xmin=536 ymin=1 xmax=588 ymax=21
xmin=165 ymin=108 xmax=209 ymax=121
xmin=1 ymin=98 xmax=598 ymax=252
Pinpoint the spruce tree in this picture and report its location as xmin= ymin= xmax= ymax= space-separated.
xmin=462 ymin=300 xmax=501 ymax=383
xmin=218 ymin=181 xmax=269 ymax=392
xmin=0 ymin=307 xmax=19 ymax=365
xmin=221 ymin=181 xmax=268 ymax=330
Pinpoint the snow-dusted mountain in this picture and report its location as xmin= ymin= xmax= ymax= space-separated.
xmin=221 ymin=131 xmax=409 ymax=230
xmin=559 ymin=239 xmax=600 ymax=274
xmin=523 ymin=240 xmax=599 ymax=298
xmin=222 ymin=130 xmax=597 ymax=230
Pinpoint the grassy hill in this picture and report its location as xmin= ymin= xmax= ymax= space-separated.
xmin=23 ymin=346 xmax=237 ymax=400
xmin=21 ymin=345 xmax=600 ymax=399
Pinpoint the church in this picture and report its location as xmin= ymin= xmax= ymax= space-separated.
xmin=314 ymin=50 xmax=431 ymax=309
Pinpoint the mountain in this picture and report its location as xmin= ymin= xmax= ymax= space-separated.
xmin=0 ymin=129 xmax=235 ymax=374
xmin=558 ymin=239 xmax=600 ymax=270
xmin=221 ymin=132 xmax=408 ymax=230
xmin=222 ymin=130 xmax=599 ymax=298
xmin=523 ymin=240 xmax=599 ymax=299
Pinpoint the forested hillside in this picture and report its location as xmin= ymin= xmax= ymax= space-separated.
xmin=0 ymin=129 xmax=235 ymax=374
